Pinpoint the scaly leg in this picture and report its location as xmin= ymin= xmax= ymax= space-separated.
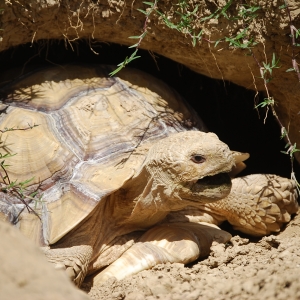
xmin=218 ymin=174 xmax=299 ymax=235
xmin=42 ymin=245 xmax=93 ymax=286
xmin=162 ymin=174 xmax=298 ymax=236
xmin=93 ymin=222 xmax=231 ymax=285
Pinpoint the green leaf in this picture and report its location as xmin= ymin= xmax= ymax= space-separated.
xmin=235 ymin=29 xmax=247 ymax=39
xmin=272 ymin=53 xmax=276 ymax=66
xmin=279 ymin=4 xmax=287 ymax=9
xmin=19 ymin=177 xmax=34 ymax=186
xmin=192 ymin=5 xmax=199 ymax=14
xmin=128 ymin=35 xmax=142 ymax=39
xmin=200 ymin=11 xmax=219 ymax=22
xmin=219 ymin=0 xmax=232 ymax=18
xmin=192 ymin=36 xmax=196 ymax=47
xmin=214 ymin=38 xmax=223 ymax=47
xmin=271 ymin=53 xmax=280 ymax=68
xmin=137 ymin=8 xmax=147 ymax=15
xmin=110 ymin=65 xmax=125 ymax=76
xmin=225 ymin=37 xmax=240 ymax=47
xmin=286 ymin=68 xmax=295 ymax=72
xmin=249 ymin=6 xmax=260 ymax=13
xmin=128 ymin=43 xmax=140 ymax=48
xmin=255 ymin=98 xmax=274 ymax=108
xmin=221 ymin=11 xmax=229 ymax=19
xmin=127 ymin=55 xmax=141 ymax=63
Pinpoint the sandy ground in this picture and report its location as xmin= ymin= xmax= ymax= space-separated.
xmin=84 ymin=213 xmax=300 ymax=300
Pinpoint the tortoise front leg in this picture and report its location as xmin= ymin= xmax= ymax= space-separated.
xmin=93 ymin=223 xmax=231 ymax=285
xmin=206 ymin=174 xmax=299 ymax=236
xmin=42 ymin=245 xmax=93 ymax=286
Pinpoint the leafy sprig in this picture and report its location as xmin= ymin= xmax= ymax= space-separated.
xmin=0 ymin=124 xmax=43 ymax=219
xmin=109 ymin=0 xmax=158 ymax=76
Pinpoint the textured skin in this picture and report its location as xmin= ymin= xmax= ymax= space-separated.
xmin=0 ymin=65 xmax=298 ymax=286
xmin=93 ymin=223 xmax=231 ymax=285
xmin=210 ymin=174 xmax=299 ymax=235
xmin=42 ymin=245 xmax=93 ymax=286
xmin=165 ymin=174 xmax=299 ymax=236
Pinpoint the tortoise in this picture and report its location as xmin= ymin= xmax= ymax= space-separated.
xmin=0 ymin=65 xmax=298 ymax=287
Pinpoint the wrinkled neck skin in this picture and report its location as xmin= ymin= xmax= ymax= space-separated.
xmin=110 ymin=165 xmax=195 ymax=233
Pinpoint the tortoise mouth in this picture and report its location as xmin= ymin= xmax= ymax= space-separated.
xmin=184 ymin=173 xmax=232 ymax=203
xmin=196 ymin=173 xmax=231 ymax=186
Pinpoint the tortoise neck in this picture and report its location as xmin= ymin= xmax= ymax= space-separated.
xmin=111 ymin=166 xmax=184 ymax=231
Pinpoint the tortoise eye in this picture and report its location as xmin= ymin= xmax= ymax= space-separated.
xmin=191 ymin=155 xmax=206 ymax=164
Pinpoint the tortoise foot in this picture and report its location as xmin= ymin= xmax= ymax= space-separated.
xmin=42 ymin=245 xmax=93 ymax=286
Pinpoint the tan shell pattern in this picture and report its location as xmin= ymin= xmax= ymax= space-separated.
xmin=0 ymin=65 xmax=204 ymax=245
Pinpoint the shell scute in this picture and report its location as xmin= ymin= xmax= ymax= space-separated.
xmin=0 ymin=106 xmax=75 ymax=185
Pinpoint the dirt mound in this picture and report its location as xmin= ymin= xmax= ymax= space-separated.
xmin=86 ymin=213 xmax=300 ymax=300
xmin=0 ymin=220 xmax=89 ymax=300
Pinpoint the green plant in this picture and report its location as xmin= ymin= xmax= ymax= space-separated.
xmin=219 ymin=28 xmax=257 ymax=50
xmin=110 ymin=0 xmax=234 ymax=75
xmin=109 ymin=0 xmax=158 ymax=76
xmin=0 ymin=124 xmax=43 ymax=219
xmin=260 ymin=53 xmax=281 ymax=83
xmin=235 ymin=4 xmax=260 ymax=22
xmin=200 ymin=0 xmax=233 ymax=22
xmin=214 ymin=3 xmax=260 ymax=50
xmin=255 ymin=97 xmax=274 ymax=109
xmin=251 ymin=54 xmax=279 ymax=124
xmin=156 ymin=5 xmax=203 ymax=46
xmin=281 ymin=1 xmax=300 ymax=81
xmin=252 ymin=50 xmax=299 ymax=187
xmin=111 ymin=0 xmax=262 ymax=74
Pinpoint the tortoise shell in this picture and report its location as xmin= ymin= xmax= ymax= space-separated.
xmin=0 ymin=65 xmax=205 ymax=245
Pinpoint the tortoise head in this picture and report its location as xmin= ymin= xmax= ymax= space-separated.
xmin=139 ymin=131 xmax=234 ymax=207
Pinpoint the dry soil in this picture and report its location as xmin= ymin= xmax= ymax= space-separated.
xmin=84 ymin=213 xmax=300 ymax=300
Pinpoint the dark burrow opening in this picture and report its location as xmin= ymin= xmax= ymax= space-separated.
xmin=0 ymin=39 xmax=298 ymax=180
